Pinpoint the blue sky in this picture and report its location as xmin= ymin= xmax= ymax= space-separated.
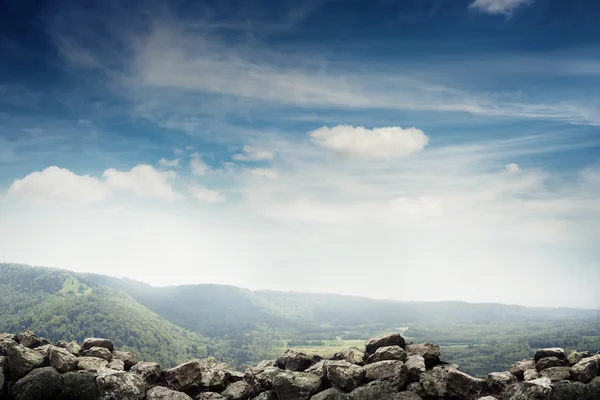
xmin=1 ymin=0 xmax=599 ymax=308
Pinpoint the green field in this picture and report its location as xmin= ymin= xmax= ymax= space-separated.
xmin=59 ymin=275 xmax=93 ymax=296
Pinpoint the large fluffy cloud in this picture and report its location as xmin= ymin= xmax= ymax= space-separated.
xmin=309 ymin=125 xmax=429 ymax=159
xmin=103 ymin=164 xmax=180 ymax=201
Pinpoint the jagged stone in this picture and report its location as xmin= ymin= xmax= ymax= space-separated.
xmin=310 ymin=387 xmax=349 ymax=400
xmin=83 ymin=346 xmax=113 ymax=361
xmin=510 ymin=359 xmax=536 ymax=380
xmin=147 ymin=385 xmax=194 ymax=399
xmin=12 ymin=366 xmax=60 ymax=400
xmin=272 ymin=370 xmax=325 ymax=400
xmin=66 ymin=340 xmax=82 ymax=356
xmin=534 ymin=348 xmax=567 ymax=362
xmin=549 ymin=380 xmax=589 ymax=400
xmin=486 ymin=371 xmax=517 ymax=392
xmin=165 ymin=359 xmax=204 ymax=393
xmin=404 ymin=355 xmax=426 ymax=383
xmin=57 ymin=370 xmax=98 ymax=400
xmin=504 ymin=377 xmax=553 ymax=400
xmin=250 ymin=391 xmax=278 ymax=400
xmin=365 ymin=333 xmax=406 ymax=356
xmin=131 ymin=361 xmax=163 ymax=387
xmin=108 ymin=358 xmax=125 ymax=371
xmin=332 ymin=347 xmax=365 ymax=365
xmin=78 ymin=356 xmax=109 ymax=372
xmin=195 ymin=393 xmax=227 ymax=400
xmin=113 ymin=349 xmax=138 ymax=370
xmin=364 ymin=360 xmax=407 ymax=391
xmin=305 ymin=360 xmax=327 ymax=377
xmin=445 ymin=368 xmax=484 ymax=399
xmin=49 ymin=345 xmax=78 ymax=372
xmin=0 ymin=333 xmax=15 ymax=341
xmin=540 ymin=366 xmax=571 ymax=382
xmin=33 ymin=344 xmax=51 ymax=359
xmin=419 ymin=366 xmax=448 ymax=397
xmin=567 ymin=350 xmax=590 ymax=366
xmin=279 ymin=349 xmax=314 ymax=372
xmin=405 ymin=342 xmax=440 ymax=367
xmin=221 ymin=380 xmax=252 ymax=400
xmin=570 ymin=355 xmax=599 ymax=383
xmin=536 ymin=356 xmax=567 ymax=371
xmin=478 ymin=397 xmax=500 ymax=400
xmin=16 ymin=330 xmax=49 ymax=349
xmin=253 ymin=366 xmax=282 ymax=392
xmin=245 ymin=359 xmax=278 ymax=380
xmin=96 ymin=370 xmax=146 ymax=400
xmin=83 ymin=338 xmax=115 ymax=353
xmin=367 ymin=345 xmax=407 ymax=364
xmin=0 ymin=358 xmax=5 ymax=391
xmin=524 ymin=368 xmax=541 ymax=381
xmin=348 ymin=380 xmax=404 ymax=400
xmin=325 ymin=360 xmax=365 ymax=392
xmin=6 ymin=341 xmax=46 ymax=380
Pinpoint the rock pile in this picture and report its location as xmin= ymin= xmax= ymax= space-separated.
xmin=1 ymin=330 xmax=599 ymax=399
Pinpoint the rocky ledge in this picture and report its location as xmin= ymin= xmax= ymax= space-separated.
xmin=1 ymin=330 xmax=599 ymax=400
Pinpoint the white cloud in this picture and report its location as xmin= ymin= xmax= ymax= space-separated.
xmin=309 ymin=125 xmax=429 ymax=159
xmin=158 ymin=158 xmax=180 ymax=168
xmin=469 ymin=0 xmax=532 ymax=16
xmin=232 ymin=146 xmax=274 ymax=162
xmin=190 ymin=153 xmax=210 ymax=175
xmin=8 ymin=166 xmax=109 ymax=205
xmin=505 ymin=163 xmax=520 ymax=174
xmin=188 ymin=184 xmax=224 ymax=204
xmin=103 ymin=164 xmax=180 ymax=201
xmin=247 ymin=168 xmax=279 ymax=179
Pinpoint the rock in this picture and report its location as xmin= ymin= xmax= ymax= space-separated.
xmin=131 ymin=361 xmax=163 ymax=387
xmin=77 ymin=356 xmax=109 ymax=372
xmin=486 ymin=371 xmax=517 ymax=392
xmin=108 ymin=358 xmax=125 ymax=371
xmin=33 ymin=344 xmax=52 ymax=359
xmin=6 ymin=341 xmax=46 ymax=380
xmin=445 ymin=368 xmax=484 ymax=399
xmin=348 ymin=380 xmax=404 ymax=400
xmin=221 ymin=380 xmax=252 ymax=400
xmin=0 ymin=333 xmax=15 ymax=342
xmin=536 ymin=356 xmax=567 ymax=371
xmin=570 ymin=356 xmax=599 ymax=383
xmin=509 ymin=359 xmax=536 ymax=380
xmin=16 ymin=330 xmax=48 ymax=349
xmin=195 ymin=393 xmax=227 ymax=400
xmin=395 ymin=394 xmax=423 ymax=400
xmin=57 ymin=370 xmax=99 ymax=400
xmin=404 ymin=355 xmax=426 ymax=383
xmin=245 ymin=360 xmax=278 ymax=379
xmin=49 ymin=345 xmax=78 ymax=373
xmin=540 ymin=366 xmax=571 ymax=382
xmin=363 ymin=360 xmax=407 ymax=391
xmin=253 ymin=366 xmax=282 ymax=392
xmin=478 ymin=397 xmax=500 ymax=400
xmin=147 ymin=386 xmax=194 ymax=399
xmin=534 ymin=348 xmax=567 ymax=363
xmin=504 ymin=377 xmax=553 ymax=400
xmin=113 ymin=349 xmax=138 ymax=370
xmin=419 ymin=367 xmax=448 ymax=398
xmin=524 ymin=368 xmax=541 ymax=381
xmin=549 ymin=380 xmax=589 ymax=400
xmin=83 ymin=338 xmax=115 ymax=352
xmin=310 ymin=387 xmax=349 ymax=400
xmin=165 ymin=359 xmax=204 ymax=393
xmin=96 ymin=370 xmax=146 ymax=400
xmin=365 ymin=333 xmax=406 ymax=356
xmin=305 ymin=360 xmax=327 ymax=377
xmin=325 ymin=360 xmax=365 ymax=392
xmin=279 ymin=349 xmax=314 ymax=372
xmin=251 ymin=391 xmax=278 ymax=400
xmin=0 ymin=360 xmax=4 ymax=392
xmin=567 ymin=350 xmax=590 ymax=366
xmin=405 ymin=343 xmax=440 ymax=367
xmin=367 ymin=345 xmax=407 ymax=364
xmin=83 ymin=346 xmax=113 ymax=361
xmin=12 ymin=367 xmax=60 ymax=400
xmin=332 ymin=347 xmax=365 ymax=366
xmin=66 ymin=340 xmax=82 ymax=356
xmin=272 ymin=370 xmax=325 ymax=400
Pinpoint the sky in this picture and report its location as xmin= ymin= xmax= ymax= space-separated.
xmin=1 ymin=0 xmax=599 ymax=309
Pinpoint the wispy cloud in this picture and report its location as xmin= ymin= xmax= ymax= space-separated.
xmin=469 ymin=0 xmax=532 ymax=17
xmin=232 ymin=146 xmax=274 ymax=162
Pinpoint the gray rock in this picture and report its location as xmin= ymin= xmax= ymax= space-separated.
xmin=147 ymin=386 xmax=194 ymax=399
xmin=332 ymin=347 xmax=365 ymax=366
xmin=253 ymin=366 xmax=282 ymax=392
xmin=305 ymin=360 xmax=327 ymax=377
xmin=365 ymin=333 xmax=406 ymax=356
xmin=272 ymin=370 xmax=325 ymax=400
xmin=250 ymin=391 xmax=278 ymax=400
xmin=16 ymin=330 xmax=48 ymax=349
xmin=108 ymin=358 xmax=125 ymax=371
xmin=536 ymin=357 xmax=567 ymax=371
xmin=540 ymin=366 xmax=571 ymax=382
xmin=534 ymin=348 xmax=567 ymax=363
xmin=367 ymin=345 xmax=407 ymax=364
xmin=57 ymin=370 xmax=99 ymax=400
xmin=246 ymin=360 xmax=278 ymax=377
xmin=419 ymin=367 xmax=448 ymax=398
xmin=570 ymin=355 xmax=599 ymax=383
xmin=279 ymin=349 xmax=314 ymax=372
xmin=33 ymin=344 xmax=52 ymax=359
xmin=166 ymin=358 xmax=240 ymax=393
xmin=221 ymin=380 xmax=252 ymax=400
xmin=12 ymin=367 xmax=60 ymax=400
xmin=348 ymin=380 xmax=404 ymax=400
xmin=165 ymin=359 xmax=204 ymax=393
xmin=0 ymin=333 xmax=15 ymax=342
xmin=83 ymin=338 xmax=115 ymax=352
xmin=504 ymin=377 xmax=553 ymax=400
xmin=96 ymin=370 xmax=146 ymax=400
xmin=567 ymin=350 xmax=590 ymax=366
xmin=477 ymin=397 xmax=500 ymax=400
xmin=66 ymin=340 xmax=82 ymax=356
xmin=49 ymin=345 xmax=78 ymax=373
xmin=404 ymin=355 xmax=426 ymax=383
xmin=195 ymin=393 xmax=227 ymax=400
xmin=310 ymin=387 xmax=349 ymax=400
xmin=549 ymin=380 xmax=589 ymax=400
xmin=131 ymin=361 xmax=163 ymax=387
xmin=363 ymin=360 xmax=407 ymax=390
xmin=83 ymin=346 xmax=113 ymax=361
xmin=325 ymin=360 xmax=365 ymax=392
xmin=113 ymin=349 xmax=138 ymax=370
xmin=486 ymin=371 xmax=517 ymax=392
xmin=445 ymin=368 xmax=484 ymax=399
xmin=524 ymin=368 xmax=541 ymax=381
xmin=405 ymin=343 xmax=440 ymax=367
xmin=78 ymin=356 xmax=109 ymax=372
xmin=509 ymin=359 xmax=536 ymax=380
xmin=6 ymin=341 xmax=46 ymax=380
